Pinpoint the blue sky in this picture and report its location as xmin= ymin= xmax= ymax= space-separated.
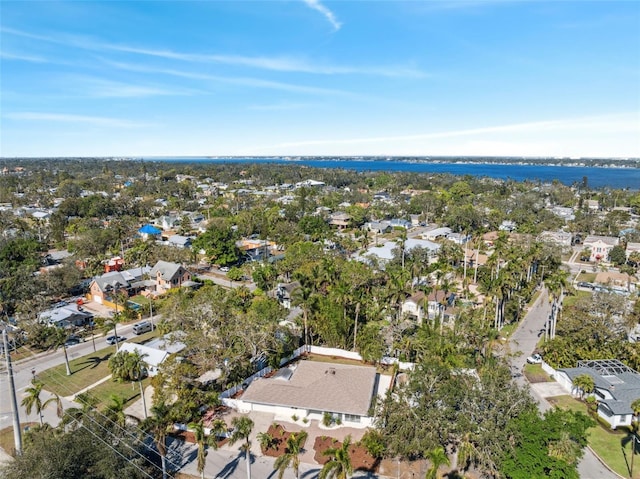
xmin=1 ymin=0 xmax=639 ymax=158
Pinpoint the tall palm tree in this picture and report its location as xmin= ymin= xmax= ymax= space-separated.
xmin=274 ymin=431 xmax=308 ymax=479
xmin=629 ymin=398 xmax=640 ymax=476
xmin=21 ymin=380 xmax=62 ymax=426
xmin=51 ymin=328 xmax=72 ymax=376
xmin=229 ymin=416 xmax=254 ymax=479
xmin=425 ymin=446 xmax=450 ymax=479
xmin=292 ymin=274 xmax=315 ymax=345
xmin=143 ymin=401 xmax=173 ymax=479
xmin=191 ymin=421 xmax=216 ymax=479
xmin=126 ymin=349 xmax=149 ymax=419
xmin=319 ymin=435 xmax=353 ymax=479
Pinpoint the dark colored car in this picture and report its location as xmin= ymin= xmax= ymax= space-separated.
xmin=64 ymin=335 xmax=83 ymax=347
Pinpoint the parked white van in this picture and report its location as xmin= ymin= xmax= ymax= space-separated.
xmin=133 ymin=321 xmax=152 ymax=335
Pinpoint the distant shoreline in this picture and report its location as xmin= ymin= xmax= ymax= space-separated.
xmin=2 ymin=156 xmax=639 ymax=169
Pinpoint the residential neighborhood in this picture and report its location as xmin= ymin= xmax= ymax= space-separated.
xmin=1 ymin=158 xmax=640 ymax=479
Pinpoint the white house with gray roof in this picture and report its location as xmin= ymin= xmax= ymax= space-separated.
xmin=236 ymin=361 xmax=380 ymax=428
xmin=556 ymin=359 xmax=640 ymax=429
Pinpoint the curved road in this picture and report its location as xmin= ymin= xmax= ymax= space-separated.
xmin=508 ymin=288 xmax=620 ymax=479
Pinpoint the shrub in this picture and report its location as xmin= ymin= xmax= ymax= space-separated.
xmin=359 ymin=429 xmax=386 ymax=458
xmin=323 ymin=412 xmax=333 ymax=427
xmin=292 ymin=414 xmax=299 ymax=422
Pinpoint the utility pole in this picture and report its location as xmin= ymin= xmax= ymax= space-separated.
xmin=3 ymin=330 xmax=22 ymax=455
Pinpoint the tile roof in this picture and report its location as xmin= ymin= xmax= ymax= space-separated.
xmin=241 ymin=361 xmax=377 ymax=416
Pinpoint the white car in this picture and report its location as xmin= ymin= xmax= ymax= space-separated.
xmin=526 ymin=353 xmax=543 ymax=364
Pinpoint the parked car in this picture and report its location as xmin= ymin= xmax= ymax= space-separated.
xmin=527 ymin=353 xmax=543 ymax=364
xmin=576 ymin=281 xmax=592 ymax=289
xmin=220 ymin=266 xmax=230 ymax=272
xmin=64 ymin=335 xmax=83 ymax=347
xmin=106 ymin=335 xmax=126 ymax=345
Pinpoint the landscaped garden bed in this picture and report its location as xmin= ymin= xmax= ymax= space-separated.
xmin=313 ymin=435 xmax=378 ymax=472
xmin=260 ymin=423 xmax=297 ymax=457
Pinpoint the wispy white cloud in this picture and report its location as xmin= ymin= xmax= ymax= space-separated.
xmin=0 ymin=51 xmax=48 ymax=63
xmin=5 ymin=112 xmax=153 ymax=128
xmin=246 ymin=102 xmax=316 ymax=111
xmin=68 ymin=76 xmax=198 ymax=98
xmin=103 ymin=60 xmax=357 ymax=96
xmin=302 ymin=0 xmax=342 ymax=31
xmin=264 ymin=113 xmax=640 ymax=149
xmin=2 ymin=26 xmax=426 ymax=78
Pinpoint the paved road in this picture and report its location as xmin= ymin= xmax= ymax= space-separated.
xmin=508 ymin=288 xmax=620 ymax=479
xmin=0 ymin=320 xmax=141 ymax=432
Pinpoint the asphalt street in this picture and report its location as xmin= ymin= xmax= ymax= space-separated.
xmin=507 ymin=288 xmax=620 ymax=479
xmin=0 ymin=320 xmax=140 ymax=432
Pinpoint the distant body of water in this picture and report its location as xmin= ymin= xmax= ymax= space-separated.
xmin=142 ymin=157 xmax=639 ymax=189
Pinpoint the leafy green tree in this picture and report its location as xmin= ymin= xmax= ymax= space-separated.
xmin=298 ymin=215 xmax=330 ymax=240
xmin=273 ymin=431 xmax=308 ymax=479
xmin=229 ymin=416 xmax=255 ymax=479
xmin=609 ymin=245 xmax=627 ymax=266
xmin=501 ymin=408 xmax=593 ymax=479
xmin=192 ymin=224 xmax=240 ymax=266
xmin=320 ymin=435 xmax=353 ymax=479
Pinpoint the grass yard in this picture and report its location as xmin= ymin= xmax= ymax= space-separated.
xmin=37 ymin=345 xmax=115 ymax=397
xmin=38 ymin=329 xmax=159 ymax=397
xmin=548 ymin=394 xmax=640 ymax=478
xmin=575 ymin=272 xmax=597 ymax=283
xmin=0 ymin=423 xmax=38 ymax=457
xmin=523 ymin=363 xmax=553 ymax=383
xmin=563 ymin=290 xmax=591 ymax=308
xmin=89 ymin=376 xmax=152 ymax=409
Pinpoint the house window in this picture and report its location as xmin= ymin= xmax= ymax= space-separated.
xmin=344 ymin=414 xmax=360 ymax=423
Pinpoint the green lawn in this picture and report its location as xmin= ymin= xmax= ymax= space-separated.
xmin=563 ymin=290 xmax=591 ymax=308
xmin=523 ymin=363 xmax=553 ymax=383
xmin=38 ymin=345 xmax=115 ymax=397
xmin=549 ymin=395 xmax=640 ymax=478
xmin=575 ymin=272 xmax=597 ymax=283
xmin=38 ymin=329 xmax=159 ymax=398
xmin=89 ymin=377 xmax=152 ymax=409
xmin=0 ymin=423 xmax=38 ymax=457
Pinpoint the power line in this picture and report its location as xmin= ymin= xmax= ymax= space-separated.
xmin=36 ymin=361 xmax=185 ymax=473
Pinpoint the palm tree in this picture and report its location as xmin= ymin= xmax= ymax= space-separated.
xmin=143 ymin=401 xmax=173 ymax=479
xmin=292 ymin=274 xmax=315 ymax=346
xmin=274 ymin=431 xmax=308 ymax=479
xmin=319 ymin=435 xmax=353 ymax=479
xmin=229 ymin=416 xmax=254 ymax=479
xmin=572 ymin=374 xmax=595 ymax=400
xmin=629 ymin=398 xmax=640 ymax=476
xmin=126 ymin=350 xmax=149 ymax=419
xmin=191 ymin=421 xmax=222 ymax=479
xmin=21 ymin=379 xmax=62 ymax=426
xmin=62 ymin=392 xmax=98 ymax=431
xmin=51 ymin=328 xmax=72 ymax=376
xmin=425 ymin=446 xmax=450 ymax=479
xmin=105 ymin=393 xmax=140 ymax=428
